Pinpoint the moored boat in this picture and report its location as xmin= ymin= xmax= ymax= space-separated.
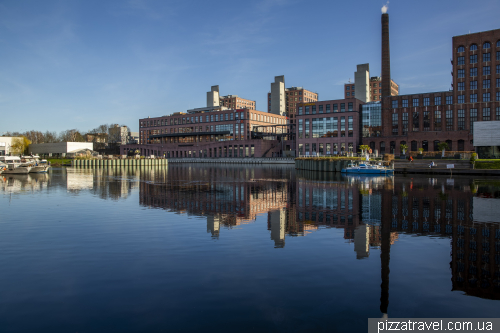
xmin=341 ymin=163 xmax=394 ymax=174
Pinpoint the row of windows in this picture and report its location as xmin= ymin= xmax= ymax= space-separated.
xmin=141 ymin=112 xmax=284 ymax=127
xmin=457 ymin=41 xmax=500 ymax=53
xmin=458 ymin=92 xmax=500 ymax=103
xmin=458 ymin=53 xmax=500 ymax=65
xmin=298 ymin=103 xmax=354 ymax=115
xmin=458 ymin=67 xmax=500 ymax=77
xmin=392 ymin=96 xmax=453 ymax=108
xmin=387 ymin=107 xmax=500 ymax=134
xmin=298 ymin=117 xmax=354 ymax=138
xmin=458 ymin=78 xmax=500 ymax=90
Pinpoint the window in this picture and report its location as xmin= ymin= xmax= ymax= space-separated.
xmin=457 ymin=46 xmax=464 ymax=53
xmin=470 ymin=81 xmax=477 ymax=90
xmin=340 ymin=117 xmax=345 ymax=137
xmin=446 ymin=110 xmax=453 ymax=131
xmin=497 ymin=51 xmax=500 ymax=61
xmin=305 ymin=119 xmax=309 ymax=138
xmin=423 ymin=97 xmax=430 ymax=106
xmin=402 ymin=112 xmax=408 ymax=135
xmin=413 ymin=98 xmax=419 ymax=107
xmin=312 ymin=105 xmax=316 ymax=114
xmin=497 ymin=41 xmax=500 ymax=47
xmin=470 ymin=109 xmax=477 ymax=133
xmin=298 ymin=107 xmax=303 ymax=115
xmin=326 ymin=104 xmax=331 ymax=113
xmin=483 ymin=93 xmax=490 ymax=102
xmin=392 ymin=113 xmax=398 ymax=135
xmin=458 ymin=69 xmax=465 ymax=78
xmin=483 ymin=66 xmax=491 ymax=75
xmin=458 ymin=109 xmax=465 ymax=130
xmin=319 ymin=105 xmax=323 ymax=113
xmin=413 ymin=111 xmax=419 ymax=131
xmin=423 ymin=112 xmax=430 ymax=131
xmin=483 ymin=42 xmax=491 ymax=49
xmin=483 ymin=53 xmax=491 ymax=62
xmin=470 ymin=68 xmax=477 ymax=77
xmin=497 ymin=91 xmax=500 ymax=101
xmin=346 ymin=86 xmax=350 ymax=90
xmin=470 ymin=54 xmax=477 ymax=64
xmin=340 ymin=103 xmax=345 ymax=112
xmin=470 ymin=94 xmax=477 ymax=103
xmin=434 ymin=96 xmax=441 ymax=105
xmin=446 ymin=95 xmax=453 ymax=105
xmin=305 ymin=106 xmax=310 ymax=115
xmin=497 ymin=65 xmax=500 ymax=74
xmin=333 ymin=104 xmax=338 ymax=112
xmin=402 ymin=99 xmax=408 ymax=107
xmin=457 ymin=56 xmax=465 ymax=65
xmin=470 ymin=44 xmax=477 ymax=51
xmin=458 ymin=95 xmax=465 ymax=104
xmin=483 ymin=79 xmax=491 ymax=89
xmin=392 ymin=100 xmax=398 ymax=108
xmin=348 ymin=102 xmax=353 ymax=112
xmin=457 ymin=82 xmax=464 ymax=91
xmin=434 ymin=111 xmax=441 ymax=131
xmin=497 ymin=107 xmax=500 ymax=120
xmin=348 ymin=116 xmax=353 ymax=137
xmin=483 ymin=108 xmax=491 ymax=121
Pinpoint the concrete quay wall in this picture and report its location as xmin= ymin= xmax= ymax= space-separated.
xmin=294 ymin=159 xmax=352 ymax=172
xmin=71 ymin=159 xmax=168 ymax=167
xmin=71 ymin=157 xmax=295 ymax=167
xmin=167 ymin=158 xmax=295 ymax=164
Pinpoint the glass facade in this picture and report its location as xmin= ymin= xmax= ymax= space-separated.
xmin=361 ymin=102 xmax=382 ymax=137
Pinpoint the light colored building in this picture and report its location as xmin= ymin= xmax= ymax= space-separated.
xmin=473 ymin=121 xmax=500 ymax=158
xmin=29 ymin=142 xmax=94 ymax=156
xmin=343 ymin=64 xmax=399 ymax=102
xmin=0 ymin=137 xmax=22 ymax=156
xmin=207 ymin=85 xmax=220 ymax=107
xmin=108 ymin=125 xmax=128 ymax=145
xmin=270 ymin=75 xmax=286 ymax=116
xmin=268 ymin=78 xmax=318 ymax=123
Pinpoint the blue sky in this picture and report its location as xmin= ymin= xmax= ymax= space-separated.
xmin=1 ymin=0 xmax=499 ymax=133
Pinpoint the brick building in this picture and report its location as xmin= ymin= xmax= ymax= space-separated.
xmin=267 ymin=78 xmax=318 ymax=122
xmin=295 ymin=98 xmax=365 ymax=156
xmin=220 ymin=94 xmax=256 ymax=110
xmin=369 ymin=12 xmax=500 ymax=155
xmin=344 ymin=76 xmax=399 ymax=101
xmin=122 ymin=107 xmax=288 ymax=158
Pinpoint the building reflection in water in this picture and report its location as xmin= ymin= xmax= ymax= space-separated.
xmin=0 ymin=173 xmax=50 ymax=194
xmin=139 ymin=166 xmax=500 ymax=307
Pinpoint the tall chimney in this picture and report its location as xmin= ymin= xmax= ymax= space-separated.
xmin=381 ymin=13 xmax=391 ymax=99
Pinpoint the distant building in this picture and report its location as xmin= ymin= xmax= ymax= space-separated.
xmin=343 ymin=64 xmax=399 ymax=102
xmin=295 ymin=98 xmax=365 ymax=156
xmin=29 ymin=142 xmax=94 ymax=157
xmin=108 ymin=125 xmax=128 ymax=145
xmin=0 ymin=137 xmax=22 ymax=156
xmin=207 ymin=85 xmax=256 ymax=110
xmin=268 ymin=75 xmax=318 ymax=122
xmin=84 ymin=133 xmax=107 ymax=143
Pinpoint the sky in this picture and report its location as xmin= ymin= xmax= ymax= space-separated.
xmin=1 ymin=0 xmax=500 ymax=134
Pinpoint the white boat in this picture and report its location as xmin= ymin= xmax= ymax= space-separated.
xmin=30 ymin=159 xmax=50 ymax=173
xmin=341 ymin=163 xmax=394 ymax=174
xmin=22 ymin=156 xmax=50 ymax=173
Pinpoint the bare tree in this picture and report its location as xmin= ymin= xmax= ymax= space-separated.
xmin=59 ymin=129 xmax=85 ymax=142
xmin=43 ymin=131 xmax=59 ymax=143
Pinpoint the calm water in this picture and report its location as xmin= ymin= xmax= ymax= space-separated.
xmin=1 ymin=165 xmax=499 ymax=332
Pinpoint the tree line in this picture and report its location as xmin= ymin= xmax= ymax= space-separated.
xmin=2 ymin=124 xmax=130 ymax=144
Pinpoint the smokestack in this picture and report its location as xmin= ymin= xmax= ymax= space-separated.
xmin=381 ymin=13 xmax=391 ymax=99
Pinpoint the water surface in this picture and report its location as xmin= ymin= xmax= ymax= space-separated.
xmin=1 ymin=165 xmax=499 ymax=332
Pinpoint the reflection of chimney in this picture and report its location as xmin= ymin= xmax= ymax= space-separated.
xmin=381 ymin=13 xmax=391 ymax=100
